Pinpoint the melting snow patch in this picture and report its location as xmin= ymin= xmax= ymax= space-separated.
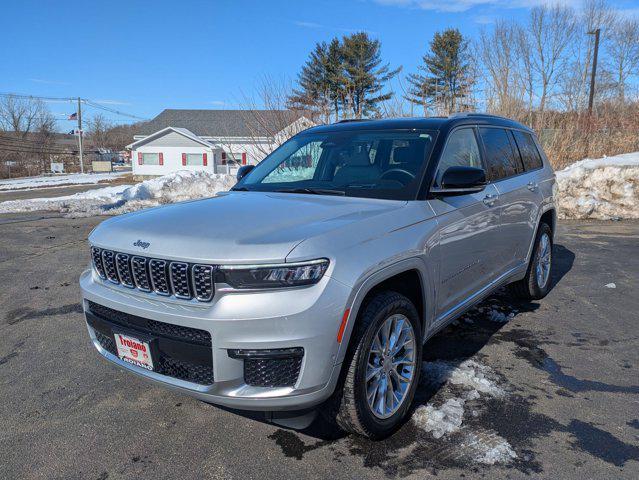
xmin=413 ymin=359 xmax=517 ymax=465
xmin=462 ymin=431 xmax=518 ymax=465
xmin=422 ymin=359 xmax=506 ymax=397
xmin=413 ymin=398 xmax=465 ymax=439
xmin=0 ymin=170 xmax=236 ymax=217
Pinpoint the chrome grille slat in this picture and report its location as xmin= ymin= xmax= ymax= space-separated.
xmin=101 ymin=250 xmax=119 ymax=284
xmin=170 ymin=262 xmax=191 ymax=299
xmin=91 ymin=247 xmax=106 ymax=279
xmin=192 ymin=265 xmax=214 ymax=301
xmin=90 ymin=247 xmax=215 ymax=302
xmin=115 ymin=253 xmax=134 ymax=288
xmin=149 ymin=259 xmax=170 ymax=296
xmin=131 ymin=256 xmax=151 ymax=292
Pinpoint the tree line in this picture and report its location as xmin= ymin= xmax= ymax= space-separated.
xmin=288 ymin=1 xmax=639 ymax=125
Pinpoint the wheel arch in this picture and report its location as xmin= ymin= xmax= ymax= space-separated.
xmin=335 ymin=258 xmax=433 ymax=365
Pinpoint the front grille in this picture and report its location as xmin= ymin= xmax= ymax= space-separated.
xmin=244 ymin=357 xmax=302 ymax=388
xmin=88 ymin=301 xmax=214 ymax=385
xmin=88 ymin=301 xmax=211 ymax=347
xmin=90 ymin=247 xmax=215 ymax=302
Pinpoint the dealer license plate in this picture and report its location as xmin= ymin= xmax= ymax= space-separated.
xmin=114 ymin=333 xmax=154 ymax=371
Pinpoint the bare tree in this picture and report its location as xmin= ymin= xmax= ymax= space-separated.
xmin=478 ymin=20 xmax=526 ymax=117
xmin=236 ymin=75 xmax=315 ymax=159
xmin=527 ymin=5 xmax=577 ymax=119
xmin=606 ymin=18 xmax=639 ymax=104
xmin=0 ymin=95 xmax=59 ymax=175
xmin=86 ymin=113 xmax=114 ymax=150
xmin=0 ymin=95 xmax=52 ymax=137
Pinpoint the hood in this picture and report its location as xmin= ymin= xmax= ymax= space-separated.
xmin=89 ymin=191 xmax=406 ymax=263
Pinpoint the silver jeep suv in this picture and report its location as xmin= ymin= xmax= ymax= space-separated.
xmin=81 ymin=114 xmax=556 ymax=439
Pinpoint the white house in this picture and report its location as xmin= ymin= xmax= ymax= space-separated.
xmin=128 ymin=109 xmax=313 ymax=176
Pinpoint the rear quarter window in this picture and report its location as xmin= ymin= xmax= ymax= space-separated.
xmin=512 ymin=130 xmax=544 ymax=171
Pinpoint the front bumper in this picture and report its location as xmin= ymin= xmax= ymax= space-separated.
xmin=80 ymin=268 xmax=351 ymax=411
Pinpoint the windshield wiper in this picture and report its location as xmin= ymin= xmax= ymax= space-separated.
xmin=231 ymin=186 xmax=249 ymax=191
xmin=275 ymin=187 xmax=345 ymax=196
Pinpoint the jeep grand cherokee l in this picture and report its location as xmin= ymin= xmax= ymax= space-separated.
xmin=81 ymin=113 xmax=556 ymax=439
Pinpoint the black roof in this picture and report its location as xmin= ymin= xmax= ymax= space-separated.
xmin=138 ymin=109 xmax=310 ymax=137
xmin=305 ymin=114 xmax=533 ymax=134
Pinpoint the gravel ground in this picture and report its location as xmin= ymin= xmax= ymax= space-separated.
xmin=0 ymin=214 xmax=638 ymax=480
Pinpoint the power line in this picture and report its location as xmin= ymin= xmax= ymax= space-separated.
xmin=83 ymin=99 xmax=148 ymax=121
xmin=0 ymin=92 xmax=149 ymax=121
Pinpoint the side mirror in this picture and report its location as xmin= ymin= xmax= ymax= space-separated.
xmin=236 ymin=164 xmax=255 ymax=181
xmin=431 ymin=166 xmax=487 ymax=196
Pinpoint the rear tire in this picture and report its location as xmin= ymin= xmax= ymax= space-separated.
xmin=323 ymin=291 xmax=422 ymax=439
xmin=508 ymin=222 xmax=553 ymax=300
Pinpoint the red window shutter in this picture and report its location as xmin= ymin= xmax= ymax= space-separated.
xmin=202 ymin=153 xmax=208 ymax=166
xmin=137 ymin=152 xmax=142 ymax=165
xmin=159 ymin=152 xmax=164 ymax=166
xmin=242 ymin=153 xmax=247 ymax=165
xmin=182 ymin=153 xmax=187 ymax=166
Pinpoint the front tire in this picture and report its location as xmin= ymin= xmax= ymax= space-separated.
xmin=508 ymin=222 xmax=553 ymax=300
xmin=324 ymin=291 xmax=422 ymax=439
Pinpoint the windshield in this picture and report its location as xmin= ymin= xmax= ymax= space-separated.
xmin=234 ymin=129 xmax=437 ymax=200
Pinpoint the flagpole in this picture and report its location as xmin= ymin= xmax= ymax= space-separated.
xmin=77 ymin=97 xmax=84 ymax=174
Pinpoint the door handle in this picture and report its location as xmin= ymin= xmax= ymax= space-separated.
xmin=483 ymin=193 xmax=497 ymax=207
xmin=527 ymin=181 xmax=539 ymax=192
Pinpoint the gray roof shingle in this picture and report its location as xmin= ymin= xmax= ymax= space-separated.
xmin=137 ymin=109 xmax=308 ymax=138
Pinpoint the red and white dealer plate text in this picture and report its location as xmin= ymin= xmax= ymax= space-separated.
xmin=114 ymin=333 xmax=154 ymax=371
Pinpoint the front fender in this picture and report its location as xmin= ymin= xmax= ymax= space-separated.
xmin=334 ymin=256 xmax=436 ymax=365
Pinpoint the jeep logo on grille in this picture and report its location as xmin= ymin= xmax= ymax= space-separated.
xmin=133 ymin=240 xmax=150 ymax=249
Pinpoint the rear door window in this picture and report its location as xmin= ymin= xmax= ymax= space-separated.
xmin=478 ymin=128 xmax=523 ymax=181
xmin=512 ymin=130 xmax=543 ymax=171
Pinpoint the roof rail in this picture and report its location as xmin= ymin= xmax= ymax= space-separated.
xmin=337 ymin=118 xmax=370 ymax=123
xmin=448 ymin=112 xmax=511 ymax=120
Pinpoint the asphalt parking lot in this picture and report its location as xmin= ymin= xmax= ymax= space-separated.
xmin=1 ymin=213 xmax=638 ymax=479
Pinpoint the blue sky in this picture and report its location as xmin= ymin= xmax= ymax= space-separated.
xmin=1 ymin=0 xmax=637 ymax=129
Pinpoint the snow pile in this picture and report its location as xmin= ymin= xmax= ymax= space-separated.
xmin=0 ymin=170 xmax=235 ymax=217
xmin=556 ymin=151 xmax=639 ymax=219
xmin=0 ymin=172 xmax=126 ymax=191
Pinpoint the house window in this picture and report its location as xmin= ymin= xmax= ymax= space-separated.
xmin=181 ymin=153 xmax=208 ymax=166
xmin=140 ymin=152 xmax=162 ymax=165
xmin=186 ymin=153 xmax=204 ymax=166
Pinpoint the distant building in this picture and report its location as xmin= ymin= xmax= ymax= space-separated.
xmin=128 ymin=109 xmax=313 ymax=176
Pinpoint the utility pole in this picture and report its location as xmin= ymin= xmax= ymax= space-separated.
xmin=77 ymin=97 xmax=84 ymax=173
xmin=587 ymin=28 xmax=601 ymax=116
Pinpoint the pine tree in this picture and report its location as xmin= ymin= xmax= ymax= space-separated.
xmin=289 ymin=42 xmax=333 ymax=122
xmin=341 ymin=32 xmax=401 ymax=118
xmin=406 ymin=29 xmax=473 ymax=115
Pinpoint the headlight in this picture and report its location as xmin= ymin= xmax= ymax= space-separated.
xmin=216 ymin=259 xmax=329 ymax=289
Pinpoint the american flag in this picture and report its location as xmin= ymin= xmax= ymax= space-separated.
xmin=68 ymin=112 xmax=77 ymax=120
